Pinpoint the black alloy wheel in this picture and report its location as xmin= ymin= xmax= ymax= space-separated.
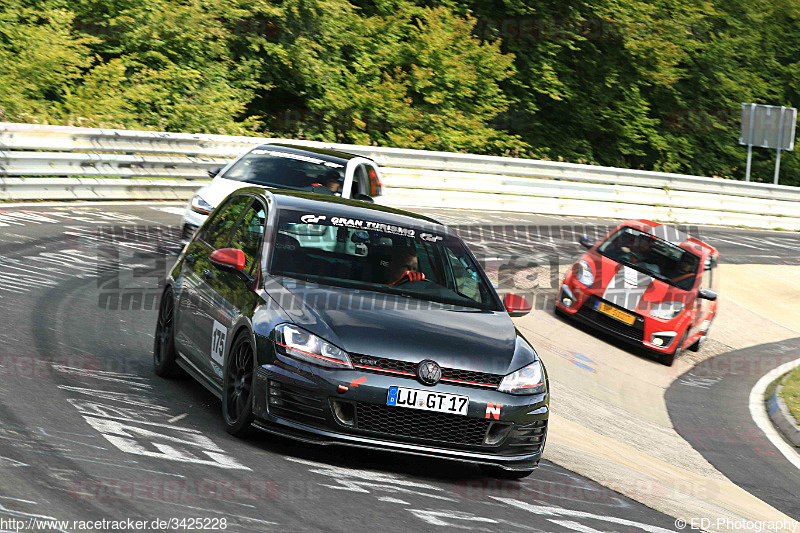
xmin=223 ymin=333 xmax=255 ymax=436
xmin=153 ymin=288 xmax=181 ymax=377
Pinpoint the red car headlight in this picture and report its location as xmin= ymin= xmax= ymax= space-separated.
xmin=650 ymin=302 xmax=685 ymax=320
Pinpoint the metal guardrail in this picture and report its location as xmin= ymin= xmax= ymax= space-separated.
xmin=2 ymin=122 xmax=799 ymax=229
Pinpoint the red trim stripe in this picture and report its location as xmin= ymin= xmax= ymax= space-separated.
xmin=440 ymin=377 xmax=498 ymax=388
xmin=354 ymin=364 xmax=498 ymax=388
xmin=276 ymin=341 xmax=350 ymax=366
xmin=353 ymin=364 xmax=416 ymax=376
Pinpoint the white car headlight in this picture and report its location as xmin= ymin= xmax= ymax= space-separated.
xmin=190 ymin=194 xmax=213 ymax=215
xmin=498 ymin=360 xmax=545 ymax=395
xmin=650 ymin=302 xmax=685 ymax=320
xmin=575 ymin=260 xmax=594 ymax=287
xmin=273 ymin=324 xmax=352 ymax=369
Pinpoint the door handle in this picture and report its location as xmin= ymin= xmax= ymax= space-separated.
xmin=203 ymin=269 xmax=214 ymax=280
xmin=185 ymin=254 xmax=195 ymax=264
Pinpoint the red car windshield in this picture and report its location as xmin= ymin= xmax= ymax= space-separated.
xmin=598 ymin=227 xmax=701 ymax=290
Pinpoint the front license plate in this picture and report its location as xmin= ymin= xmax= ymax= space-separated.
xmin=595 ymin=301 xmax=636 ymax=325
xmin=387 ymin=386 xmax=469 ymax=416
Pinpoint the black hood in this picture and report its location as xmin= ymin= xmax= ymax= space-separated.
xmin=266 ymin=279 xmax=526 ymax=376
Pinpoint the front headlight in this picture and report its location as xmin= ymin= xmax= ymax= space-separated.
xmin=575 ymin=260 xmax=594 ymax=287
xmin=190 ymin=194 xmax=213 ymax=215
xmin=273 ymin=324 xmax=352 ymax=369
xmin=650 ymin=302 xmax=685 ymax=320
xmin=498 ymin=360 xmax=545 ymax=395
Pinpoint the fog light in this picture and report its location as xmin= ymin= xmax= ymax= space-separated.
xmin=484 ymin=422 xmax=513 ymax=446
xmin=332 ymin=400 xmax=355 ymax=427
xmin=562 ymin=297 xmax=573 ymax=307
xmin=653 ymin=338 xmax=664 ymax=347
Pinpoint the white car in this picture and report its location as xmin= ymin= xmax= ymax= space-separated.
xmin=181 ymin=144 xmax=384 ymax=242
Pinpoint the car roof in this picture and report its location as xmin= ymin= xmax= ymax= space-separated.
xmin=254 ymin=143 xmax=376 ymax=164
xmin=236 ymin=187 xmax=449 ymax=232
xmin=624 ymin=219 xmax=719 ymax=256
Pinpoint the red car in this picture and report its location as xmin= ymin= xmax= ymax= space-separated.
xmin=555 ymin=220 xmax=719 ymax=365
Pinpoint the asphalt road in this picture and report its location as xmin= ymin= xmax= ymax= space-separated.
xmin=666 ymin=338 xmax=800 ymax=520
xmin=0 ymin=202 xmax=798 ymax=532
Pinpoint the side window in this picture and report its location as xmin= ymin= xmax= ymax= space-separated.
xmin=230 ymin=201 xmax=267 ymax=274
xmin=351 ymin=165 xmax=368 ymax=197
xmin=443 ymin=247 xmax=482 ymax=302
xmin=201 ymin=195 xmax=252 ymax=250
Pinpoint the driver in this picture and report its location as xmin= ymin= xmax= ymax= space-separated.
xmin=671 ymin=257 xmax=696 ymax=286
xmin=386 ymin=248 xmax=424 ymax=285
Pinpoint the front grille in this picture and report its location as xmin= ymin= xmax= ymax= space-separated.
xmin=576 ymin=297 xmax=644 ymax=342
xmin=507 ymin=420 xmax=547 ymax=450
xmin=354 ymin=402 xmax=492 ymax=447
xmin=181 ymin=223 xmax=198 ymax=241
xmin=268 ymin=380 xmax=326 ymax=424
xmin=350 ymin=354 xmax=503 ymax=388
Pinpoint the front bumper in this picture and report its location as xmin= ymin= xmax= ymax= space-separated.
xmin=181 ymin=205 xmax=208 ymax=244
xmin=555 ymin=277 xmax=688 ymax=354
xmin=251 ymin=351 xmax=548 ymax=471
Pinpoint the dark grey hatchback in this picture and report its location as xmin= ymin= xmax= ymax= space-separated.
xmin=154 ymin=187 xmax=549 ymax=478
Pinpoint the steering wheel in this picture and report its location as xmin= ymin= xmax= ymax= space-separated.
xmin=617 ymin=250 xmax=640 ymax=264
xmin=391 ymin=271 xmax=428 ymax=285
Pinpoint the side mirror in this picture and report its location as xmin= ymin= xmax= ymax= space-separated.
xmin=353 ymin=193 xmax=374 ymax=203
xmin=210 ymin=248 xmax=245 ymax=271
xmin=503 ymin=294 xmax=532 ymax=318
xmin=579 ymin=235 xmax=593 ymax=249
xmin=207 ymin=167 xmax=222 ymax=179
xmin=698 ymin=288 xmax=718 ymax=301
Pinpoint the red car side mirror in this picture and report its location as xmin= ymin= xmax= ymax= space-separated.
xmin=504 ymin=294 xmax=532 ymax=317
xmin=209 ymin=248 xmax=246 ymax=271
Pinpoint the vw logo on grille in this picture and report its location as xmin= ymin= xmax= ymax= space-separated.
xmin=416 ymin=359 xmax=442 ymax=386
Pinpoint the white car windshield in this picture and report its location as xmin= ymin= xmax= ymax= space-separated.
xmin=224 ymin=149 xmax=345 ymax=194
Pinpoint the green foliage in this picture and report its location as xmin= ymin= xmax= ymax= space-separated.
xmin=0 ymin=0 xmax=798 ymax=183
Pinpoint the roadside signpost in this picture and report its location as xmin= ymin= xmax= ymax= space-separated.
xmin=739 ymin=103 xmax=797 ymax=184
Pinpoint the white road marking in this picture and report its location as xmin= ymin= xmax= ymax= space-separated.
xmin=83 ymin=417 xmax=251 ymax=470
xmin=491 ymin=497 xmax=681 ymax=533
xmin=0 ymin=456 xmax=28 ymax=468
xmin=748 ymin=357 xmax=800 ymax=471
xmin=548 ymin=520 xmax=607 ymax=532
xmin=285 ymin=456 xmax=458 ymax=501
xmin=377 ymin=496 xmax=411 ymax=505
xmin=58 ymin=386 xmax=169 ymax=410
xmin=0 ymin=496 xmax=37 ymax=504
xmin=36 ymin=428 xmax=107 ymax=451
xmin=23 ymin=449 xmax=186 ymax=477
xmin=52 ymin=365 xmax=152 ymax=390
xmin=708 ymin=236 xmax=765 ymax=250
xmin=168 ymin=413 xmax=189 ymax=423
xmin=155 ymin=206 xmax=188 ymax=215
xmin=408 ymin=509 xmax=497 ymax=528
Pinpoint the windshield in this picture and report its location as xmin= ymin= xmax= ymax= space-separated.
xmin=223 ymin=148 xmax=345 ymax=194
xmin=597 ymin=227 xmax=701 ymax=290
xmin=269 ymin=210 xmax=501 ymax=310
